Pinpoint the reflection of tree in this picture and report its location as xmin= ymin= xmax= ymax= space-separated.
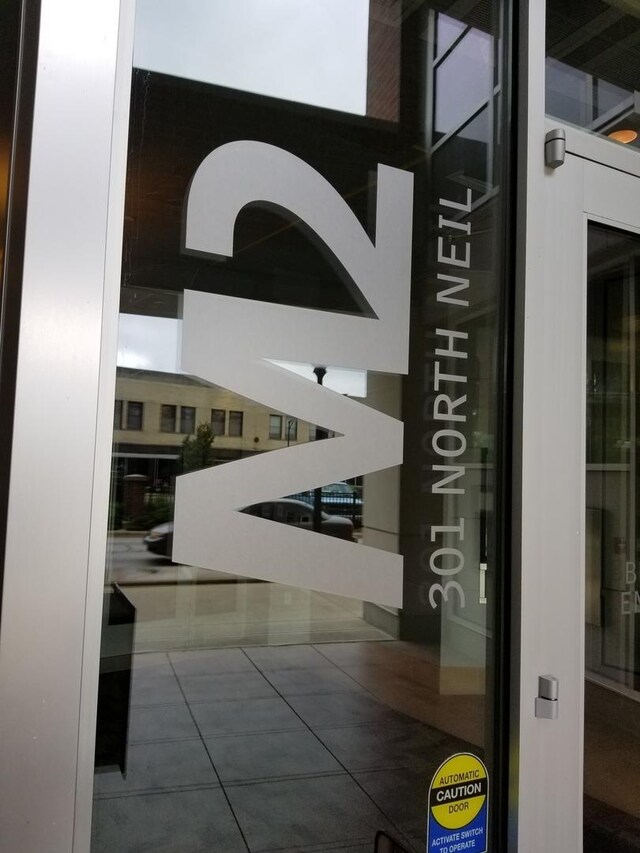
xmin=181 ymin=422 xmax=215 ymax=473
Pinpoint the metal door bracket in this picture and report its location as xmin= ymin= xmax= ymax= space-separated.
xmin=545 ymin=129 xmax=566 ymax=169
xmin=535 ymin=674 xmax=559 ymax=719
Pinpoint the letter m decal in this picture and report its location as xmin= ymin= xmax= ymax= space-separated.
xmin=173 ymin=141 xmax=413 ymax=607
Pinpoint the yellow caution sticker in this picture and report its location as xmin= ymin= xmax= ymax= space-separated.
xmin=427 ymin=753 xmax=488 ymax=852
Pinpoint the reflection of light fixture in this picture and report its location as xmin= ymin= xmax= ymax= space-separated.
xmin=608 ymin=129 xmax=638 ymax=144
xmin=592 ymin=91 xmax=640 ymax=146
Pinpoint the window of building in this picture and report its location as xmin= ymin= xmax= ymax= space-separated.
xmin=126 ymin=401 xmax=143 ymax=430
xmin=269 ymin=414 xmax=283 ymax=439
xmin=180 ymin=405 xmax=196 ymax=434
xmin=285 ymin=417 xmax=298 ymax=442
xmin=160 ymin=404 xmax=177 ymax=432
xmin=114 ymin=399 xmax=123 ymax=430
xmin=211 ymin=408 xmax=226 ymax=436
xmin=228 ymin=410 xmax=243 ymax=437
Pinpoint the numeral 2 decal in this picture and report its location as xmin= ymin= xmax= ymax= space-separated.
xmin=173 ymin=141 xmax=413 ymax=607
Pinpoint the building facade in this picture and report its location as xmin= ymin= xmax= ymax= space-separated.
xmin=113 ymin=365 xmax=309 ymax=476
xmin=2 ymin=1 xmax=640 ymax=851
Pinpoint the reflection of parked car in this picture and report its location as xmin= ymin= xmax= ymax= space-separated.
xmin=243 ymin=498 xmax=354 ymax=540
xmin=144 ymin=522 xmax=173 ymax=556
xmin=143 ymin=498 xmax=354 ymax=557
xmin=288 ymin=482 xmax=362 ymax=527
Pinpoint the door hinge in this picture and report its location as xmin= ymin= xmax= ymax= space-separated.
xmin=535 ymin=674 xmax=559 ymax=719
xmin=545 ymin=129 xmax=566 ymax=169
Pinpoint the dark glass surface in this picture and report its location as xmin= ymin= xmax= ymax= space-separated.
xmin=547 ymin=0 xmax=640 ymax=150
xmin=93 ymin=3 xmax=514 ymax=851
xmin=585 ymin=223 xmax=640 ymax=851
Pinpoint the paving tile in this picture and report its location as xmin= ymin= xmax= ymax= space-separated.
xmin=353 ymin=767 xmax=431 ymax=837
xmin=169 ymin=647 xmax=255 ymax=676
xmin=287 ymin=691 xmax=410 ymax=729
xmin=243 ymin=644 xmax=330 ymax=671
xmin=263 ymin=666 xmax=364 ymax=697
xmin=314 ymin=721 xmax=448 ymax=772
xmin=130 ymin=666 xmax=185 ymax=708
xmin=313 ymin=642 xmax=396 ymax=668
xmin=94 ymin=740 xmax=218 ymax=796
xmin=91 ymin=788 xmax=247 ymax=853
xmin=131 ymin=653 xmax=171 ymax=671
xmin=190 ymin=696 xmax=305 ymax=737
xmin=225 ymin=774 xmax=393 ymax=851
xmin=177 ymin=670 xmax=278 ymax=704
xmin=204 ymin=730 xmax=341 ymax=783
xmin=128 ymin=703 xmax=198 ymax=743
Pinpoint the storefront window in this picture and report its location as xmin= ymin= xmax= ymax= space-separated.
xmin=92 ymin=3 xmax=513 ymax=851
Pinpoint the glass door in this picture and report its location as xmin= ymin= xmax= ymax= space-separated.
xmin=519 ymin=149 xmax=640 ymax=852
xmin=87 ymin=2 xmax=515 ymax=852
xmin=585 ymin=219 xmax=640 ymax=849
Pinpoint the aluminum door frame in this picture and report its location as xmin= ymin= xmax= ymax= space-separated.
xmin=0 ymin=2 xmax=134 ymax=851
xmin=515 ymin=5 xmax=640 ymax=850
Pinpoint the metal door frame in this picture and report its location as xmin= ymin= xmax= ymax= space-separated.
xmin=0 ymin=2 xmax=134 ymax=851
xmin=515 ymin=4 xmax=640 ymax=850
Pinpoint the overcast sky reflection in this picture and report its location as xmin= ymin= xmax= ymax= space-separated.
xmin=134 ymin=0 xmax=370 ymax=115
xmin=117 ymin=314 xmax=367 ymax=397
xmin=123 ymin=1 xmax=371 ymax=397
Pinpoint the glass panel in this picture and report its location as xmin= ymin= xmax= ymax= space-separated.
xmin=436 ymin=14 xmax=468 ymax=59
xmin=160 ymin=404 xmax=176 ymax=433
xmin=228 ymin=410 xmax=243 ymax=437
xmin=179 ymin=405 xmax=196 ymax=434
xmin=269 ymin=413 xmax=283 ymax=440
xmin=585 ymin=222 xmax=640 ymax=849
xmin=92 ymin=2 xmax=513 ymax=851
xmin=125 ymin=401 xmax=143 ymax=431
xmin=434 ymin=28 xmax=493 ymax=137
xmin=546 ymin=0 xmax=640 ymax=151
xmin=286 ymin=417 xmax=298 ymax=443
xmin=211 ymin=408 xmax=226 ymax=436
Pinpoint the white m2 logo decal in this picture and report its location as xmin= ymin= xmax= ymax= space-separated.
xmin=173 ymin=141 xmax=413 ymax=606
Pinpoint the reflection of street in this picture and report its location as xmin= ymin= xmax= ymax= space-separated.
xmin=106 ymin=534 xmax=389 ymax=654
xmin=106 ymin=534 xmax=240 ymax=585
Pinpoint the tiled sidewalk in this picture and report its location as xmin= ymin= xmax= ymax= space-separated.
xmin=92 ymin=643 xmax=471 ymax=853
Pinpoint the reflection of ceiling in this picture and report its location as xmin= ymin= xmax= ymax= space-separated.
xmin=547 ymin=0 xmax=640 ymax=93
xmin=120 ymin=5 xmax=497 ymax=322
xmin=120 ymin=65 xmax=421 ymax=320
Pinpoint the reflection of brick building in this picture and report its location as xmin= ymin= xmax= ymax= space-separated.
xmin=113 ymin=367 xmax=309 ymax=485
xmin=367 ymin=0 xmax=401 ymax=122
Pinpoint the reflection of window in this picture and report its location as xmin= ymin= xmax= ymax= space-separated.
xmin=126 ymin=401 xmax=143 ymax=430
xmin=211 ymin=408 xmax=226 ymax=436
xmin=160 ymin=404 xmax=176 ymax=432
xmin=114 ymin=399 xmax=123 ymax=430
xmin=286 ymin=417 xmax=298 ymax=441
xmin=180 ymin=406 xmax=195 ymax=434
xmin=229 ymin=410 xmax=243 ymax=437
xmin=269 ymin=414 xmax=283 ymax=439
